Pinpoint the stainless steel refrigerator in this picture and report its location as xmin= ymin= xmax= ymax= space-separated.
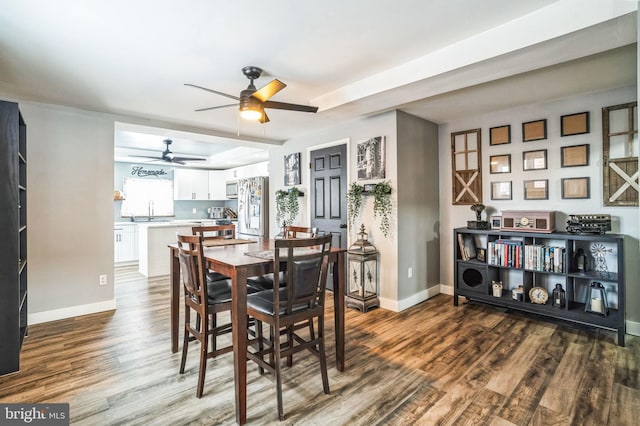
xmin=237 ymin=176 xmax=268 ymax=238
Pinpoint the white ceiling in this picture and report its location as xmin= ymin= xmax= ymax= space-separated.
xmin=0 ymin=0 xmax=636 ymax=169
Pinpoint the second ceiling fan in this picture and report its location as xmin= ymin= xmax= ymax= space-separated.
xmin=185 ymin=66 xmax=318 ymax=124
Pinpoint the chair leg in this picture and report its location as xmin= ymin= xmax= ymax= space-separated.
xmin=286 ymin=326 xmax=294 ymax=367
xmin=211 ymin=313 xmax=217 ymax=355
xmin=318 ymin=316 xmax=330 ymax=394
xmin=196 ymin=314 xmax=209 ymax=398
xmin=256 ymin=319 xmax=264 ymax=375
xmin=179 ymin=307 xmax=191 ymax=374
xmin=273 ymin=325 xmax=284 ymax=421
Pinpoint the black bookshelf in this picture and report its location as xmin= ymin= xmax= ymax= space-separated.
xmin=454 ymin=227 xmax=626 ymax=346
xmin=0 ymin=100 xmax=27 ymax=375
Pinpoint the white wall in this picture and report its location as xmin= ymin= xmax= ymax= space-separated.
xmin=22 ymin=102 xmax=115 ymax=322
xmin=438 ymin=85 xmax=640 ymax=324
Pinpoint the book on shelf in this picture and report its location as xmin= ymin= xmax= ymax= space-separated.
xmin=524 ymin=244 xmax=564 ymax=272
xmin=457 ymin=233 xmax=478 ymax=261
xmin=487 ymin=239 xmax=522 ymax=268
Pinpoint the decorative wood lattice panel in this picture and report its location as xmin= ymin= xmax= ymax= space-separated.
xmin=603 ymin=102 xmax=638 ymax=206
xmin=451 ymin=129 xmax=482 ymax=205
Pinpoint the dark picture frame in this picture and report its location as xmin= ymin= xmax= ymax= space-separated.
xmin=562 ymin=177 xmax=590 ymax=199
xmin=523 ymin=149 xmax=547 ymax=171
xmin=284 ymin=152 xmax=301 ymax=186
xmin=561 ymin=144 xmax=590 ymax=167
xmin=522 ymin=119 xmax=547 ymax=142
xmin=561 ymin=111 xmax=590 ymax=136
xmin=357 ymin=136 xmax=386 ymax=180
xmin=490 ymin=154 xmax=511 ymax=174
xmin=491 ymin=181 xmax=512 ymax=200
xmin=524 ymin=179 xmax=548 ymax=200
xmin=490 ymin=125 xmax=511 ymax=146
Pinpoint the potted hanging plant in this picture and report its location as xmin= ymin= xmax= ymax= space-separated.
xmin=372 ymin=181 xmax=392 ymax=237
xmin=346 ymin=182 xmax=364 ymax=229
xmin=275 ymin=187 xmax=301 ymax=227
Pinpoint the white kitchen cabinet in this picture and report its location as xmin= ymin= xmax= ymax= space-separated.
xmin=208 ymin=170 xmax=228 ymax=200
xmin=114 ymin=224 xmax=138 ymax=263
xmin=174 ymin=169 xmax=209 ymax=200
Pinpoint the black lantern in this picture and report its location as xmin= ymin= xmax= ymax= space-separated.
xmin=346 ymin=225 xmax=379 ymax=312
xmin=552 ymin=283 xmax=566 ymax=308
xmin=574 ymin=248 xmax=587 ymax=272
xmin=585 ymin=281 xmax=608 ymax=316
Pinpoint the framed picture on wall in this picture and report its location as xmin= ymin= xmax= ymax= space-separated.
xmin=491 ymin=181 xmax=512 ymax=200
xmin=561 ymin=111 xmax=590 ymax=136
xmin=562 ymin=177 xmax=590 ymax=199
xmin=561 ymin=144 xmax=589 ymax=167
xmin=523 ymin=149 xmax=547 ymax=171
xmin=490 ymin=125 xmax=511 ymax=146
xmin=490 ymin=154 xmax=511 ymax=174
xmin=522 ymin=119 xmax=547 ymax=142
xmin=524 ymin=179 xmax=549 ymax=200
xmin=357 ymin=136 xmax=386 ymax=180
xmin=284 ymin=152 xmax=301 ymax=186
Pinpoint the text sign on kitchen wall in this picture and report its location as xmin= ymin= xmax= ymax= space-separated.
xmin=131 ymin=166 xmax=167 ymax=177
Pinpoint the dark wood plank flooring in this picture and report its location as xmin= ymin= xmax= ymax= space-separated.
xmin=1 ymin=264 xmax=638 ymax=425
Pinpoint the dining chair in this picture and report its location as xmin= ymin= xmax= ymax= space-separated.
xmin=177 ymin=233 xmax=235 ymax=398
xmin=247 ymin=226 xmax=319 ymax=291
xmin=246 ymin=234 xmax=333 ymax=420
xmin=192 ymin=224 xmax=235 ymax=283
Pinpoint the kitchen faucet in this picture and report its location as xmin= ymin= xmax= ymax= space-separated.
xmin=148 ymin=200 xmax=155 ymax=221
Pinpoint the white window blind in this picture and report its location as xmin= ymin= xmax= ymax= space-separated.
xmin=120 ymin=177 xmax=174 ymax=218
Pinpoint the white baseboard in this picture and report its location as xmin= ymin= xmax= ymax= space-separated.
xmin=379 ymin=285 xmax=442 ymax=312
xmin=626 ymin=320 xmax=640 ymax=337
xmin=28 ymin=299 xmax=116 ymax=325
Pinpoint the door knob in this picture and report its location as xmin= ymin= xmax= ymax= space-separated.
xmin=339 ymin=224 xmax=347 ymax=229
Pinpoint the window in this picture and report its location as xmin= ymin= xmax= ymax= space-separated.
xmin=120 ymin=177 xmax=174 ymax=218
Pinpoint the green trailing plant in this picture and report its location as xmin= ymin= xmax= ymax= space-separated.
xmin=372 ymin=181 xmax=392 ymax=237
xmin=346 ymin=182 xmax=364 ymax=229
xmin=275 ymin=187 xmax=301 ymax=226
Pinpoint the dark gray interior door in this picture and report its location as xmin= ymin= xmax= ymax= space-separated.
xmin=310 ymin=144 xmax=347 ymax=291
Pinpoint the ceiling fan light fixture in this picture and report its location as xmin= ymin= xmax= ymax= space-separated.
xmin=239 ymin=106 xmax=262 ymax=120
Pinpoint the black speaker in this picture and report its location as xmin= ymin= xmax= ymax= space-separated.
xmin=456 ymin=263 xmax=488 ymax=294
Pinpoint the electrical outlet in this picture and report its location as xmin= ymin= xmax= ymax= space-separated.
xmin=408 ymin=267 xmax=413 ymax=278
xmin=192 ymin=208 xmax=197 ymax=214
xmin=99 ymin=274 xmax=107 ymax=286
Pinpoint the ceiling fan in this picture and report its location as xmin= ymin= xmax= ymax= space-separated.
xmin=129 ymin=139 xmax=207 ymax=165
xmin=185 ymin=66 xmax=318 ymax=124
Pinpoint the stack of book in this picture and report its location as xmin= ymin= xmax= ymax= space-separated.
xmin=487 ymin=239 xmax=523 ymax=268
xmin=523 ymin=244 xmax=565 ymax=272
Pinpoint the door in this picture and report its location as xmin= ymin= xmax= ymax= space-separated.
xmin=310 ymin=144 xmax=347 ymax=291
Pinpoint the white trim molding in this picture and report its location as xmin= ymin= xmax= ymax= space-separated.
xmin=28 ymin=299 xmax=116 ymax=325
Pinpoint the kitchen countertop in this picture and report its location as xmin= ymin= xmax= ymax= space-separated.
xmin=116 ymin=219 xmax=237 ymax=228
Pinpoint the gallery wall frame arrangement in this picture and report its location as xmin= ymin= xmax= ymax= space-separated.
xmin=524 ymin=179 xmax=548 ymax=200
xmin=284 ymin=152 xmax=301 ymax=186
xmin=491 ymin=181 xmax=512 ymax=200
xmin=451 ymin=128 xmax=482 ymax=205
xmin=562 ymin=177 xmax=590 ymax=199
xmin=489 ymin=154 xmax=511 ymax=174
xmin=522 ymin=119 xmax=547 ymax=142
xmin=523 ymin=149 xmax=547 ymax=171
xmin=357 ymin=136 xmax=386 ymax=180
xmin=490 ymin=125 xmax=511 ymax=146
xmin=561 ymin=111 xmax=590 ymax=136
xmin=561 ymin=144 xmax=590 ymax=167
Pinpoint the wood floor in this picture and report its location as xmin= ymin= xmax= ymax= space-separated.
xmin=1 ymin=264 xmax=639 ymax=425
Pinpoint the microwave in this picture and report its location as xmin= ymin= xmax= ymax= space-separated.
xmin=225 ymin=180 xmax=238 ymax=199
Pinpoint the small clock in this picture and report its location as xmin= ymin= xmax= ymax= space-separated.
xmin=529 ymin=286 xmax=548 ymax=304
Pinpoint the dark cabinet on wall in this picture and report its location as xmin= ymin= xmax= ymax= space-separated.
xmin=453 ymin=228 xmax=626 ymax=346
xmin=0 ymin=100 xmax=27 ymax=375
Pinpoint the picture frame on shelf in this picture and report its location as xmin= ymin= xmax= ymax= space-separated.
xmin=561 ymin=144 xmax=589 ymax=167
xmin=491 ymin=181 xmax=512 ymax=200
xmin=522 ymin=119 xmax=547 ymax=142
xmin=562 ymin=177 xmax=590 ymax=199
xmin=561 ymin=111 xmax=590 ymax=136
xmin=523 ymin=149 xmax=547 ymax=171
xmin=490 ymin=125 xmax=511 ymax=146
xmin=490 ymin=154 xmax=511 ymax=174
xmin=524 ymin=179 xmax=548 ymax=200
xmin=490 ymin=215 xmax=502 ymax=229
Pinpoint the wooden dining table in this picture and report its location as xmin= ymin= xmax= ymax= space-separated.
xmin=168 ymin=238 xmax=346 ymax=425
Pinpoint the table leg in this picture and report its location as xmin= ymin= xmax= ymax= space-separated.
xmin=170 ymin=248 xmax=180 ymax=353
xmin=333 ymin=251 xmax=345 ymax=371
xmin=230 ymin=268 xmax=248 ymax=425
